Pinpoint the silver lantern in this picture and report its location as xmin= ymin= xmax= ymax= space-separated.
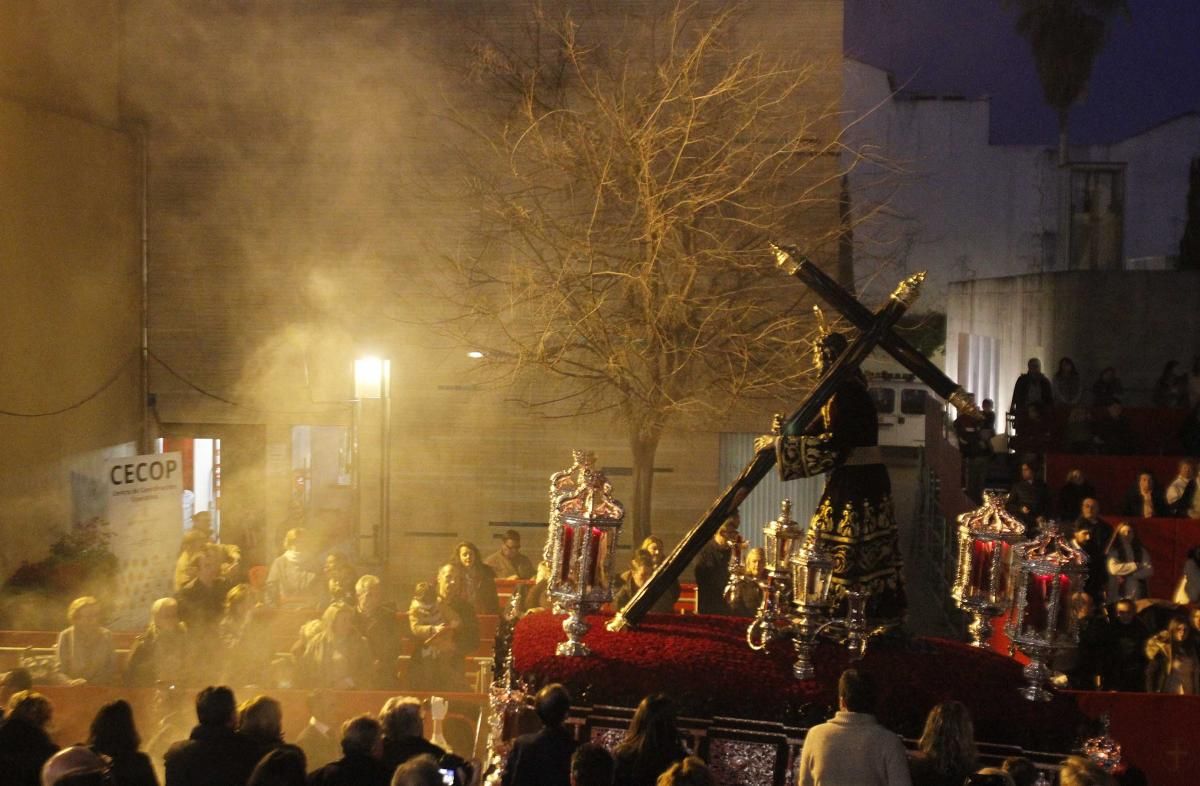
xmin=747 ymin=499 xmax=805 ymax=651
xmin=789 ymin=537 xmax=836 ymax=680
xmin=952 ymin=490 xmax=1026 ymax=648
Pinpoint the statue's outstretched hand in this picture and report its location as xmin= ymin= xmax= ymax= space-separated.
xmin=753 ymin=434 xmax=777 ymax=454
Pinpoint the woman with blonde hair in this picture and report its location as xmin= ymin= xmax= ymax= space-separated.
xmin=656 ymin=756 xmax=715 ymax=786
xmin=125 ymin=597 xmax=190 ymax=688
xmin=298 ymin=602 xmax=372 ymax=689
xmin=56 ymin=596 xmax=116 ymax=685
xmin=239 ymin=695 xmax=285 ymax=763
xmin=907 ymin=700 xmax=978 ymax=786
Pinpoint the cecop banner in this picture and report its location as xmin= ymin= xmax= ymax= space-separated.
xmin=104 ymin=452 xmax=183 ymax=627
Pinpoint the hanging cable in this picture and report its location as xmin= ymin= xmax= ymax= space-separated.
xmin=149 ymin=350 xmax=350 ymax=416
xmin=0 ymin=351 xmax=139 ymax=418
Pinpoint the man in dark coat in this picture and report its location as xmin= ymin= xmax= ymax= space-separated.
xmin=1010 ymin=358 xmax=1053 ymax=416
xmin=1071 ymin=500 xmax=1112 ymax=607
xmin=164 ymin=685 xmax=260 ymax=786
xmin=307 ymin=715 xmax=390 ymax=786
xmin=295 ymin=690 xmax=341 ymax=772
xmin=1103 ymin=599 xmax=1150 ymax=691
xmin=502 ymin=684 xmax=576 ymax=786
xmin=379 ymin=696 xmax=468 ymax=776
xmin=693 ymin=516 xmax=741 ymax=616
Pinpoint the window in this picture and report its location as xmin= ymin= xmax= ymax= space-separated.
xmin=900 ymin=388 xmax=928 ymax=415
xmin=869 ymin=388 xmax=895 ymax=414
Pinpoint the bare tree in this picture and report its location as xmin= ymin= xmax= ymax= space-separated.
xmin=437 ymin=2 xmax=864 ymax=540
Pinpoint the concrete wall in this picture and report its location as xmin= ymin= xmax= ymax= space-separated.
xmin=0 ymin=1 xmax=140 ymax=579
xmin=946 ymin=271 xmax=1200 ymax=418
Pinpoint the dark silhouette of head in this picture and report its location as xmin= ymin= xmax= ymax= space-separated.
xmin=535 ymin=683 xmax=572 ymax=728
xmin=837 ymin=669 xmax=876 ymax=713
xmin=195 ymin=685 xmax=237 ymax=727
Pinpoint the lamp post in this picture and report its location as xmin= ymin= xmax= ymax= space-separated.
xmin=354 ymin=356 xmax=391 ymax=571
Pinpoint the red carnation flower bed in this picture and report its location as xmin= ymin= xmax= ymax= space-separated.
xmin=512 ymin=612 xmax=1086 ymax=751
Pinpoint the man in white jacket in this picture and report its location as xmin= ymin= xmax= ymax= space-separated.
xmin=796 ymin=669 xmax=912 ymax=786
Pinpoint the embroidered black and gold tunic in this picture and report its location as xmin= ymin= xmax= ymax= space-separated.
xmin=775 ymin=373 xmax=907 ymax=621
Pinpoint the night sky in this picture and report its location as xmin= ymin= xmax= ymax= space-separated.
xmin=845 ymin=0 xmax=1200 ymax=145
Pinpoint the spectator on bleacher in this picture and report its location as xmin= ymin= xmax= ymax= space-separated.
xmin=163 ymin=686 xmax=260 ymax=786
xmin=408 ymin=574 xmax=469 ymax=691
xmin=126 ymin=598 xmax=189 ymax=688
xmin=175 ymin=529 xmax=213 ymax=591
xmin=1165 ymin=459 xmax=1199 ymax=518
xmin=999 ymin=758 xmax=1038 ymax=786
xmin=613 ymin=693 xmax=688 ymax=786
xmin=1103 ymin=599 xmax=1149 ymax=691
xmin=354 ymin=574 xmax=403 ymax=689
xmin=298 ymin=602 xmax=372 ymax=690
xmin=296 ymin=690 xmax=340 ymax=772
xmin=306 ymin=715 xmax=390 ymax=786
xmin=486 ymin=530 xmax=536 ymax=580
xmin=1058 ymin=470 xmax=1097 ymax=522
xmin=1063 ymin=593 xmax=1106 ymax=690
xmin=454 ymin=542 xmax=501 ymax=615
xmin=1071 ymin=513 xmax=1109 ymax=607
xmin=1053 ymin=357 xmax=1083 ymax=406
xmin=220 ymin=584 xmax=275 ymax=687
xmin=1092 ymin=403 xmax=1135 ymax=455
xmin=613 ymin=551 xmax=677 ymax=615
xmin=907 ymin=700 xmax=976 ymax=786
xmin=1122 ymin=470 xmax=1168 ymax=519
xmin=641 ymin=537 xmax=666 ymax=568
xmin=502 ymin=683 xmax=577 ymax=786
xmin=1005 ymin=462 xmax=1051 ymax=537
xmin=726 ymin=548 xmax=764 ymax=618
xmin=1174 ymin=546 xmax=1200 ymax=604
xmin=323 ymin=554 xmax=358 ymax=609
xmin=246 ymin=745 xmax=307 ymax=786
xmin=265 ymin=528 xmax=319 ymax=608
xmin=1010 ymin=358 xmax=1052 ymax=416
xmin=1154 ymin=360 xmax=1189 ymax=408
xmin=176 ymin=548 xmax=230 ymax=636
xmin=55 ymin=596 xmax=116 ymax=686
xmin=89 ymin=698 xmax=158 ymax=786
xmin=1106 ymin=522 xmax=1154 ymax=601
xmin=0 ymin=668 xmax=33 ymax=721
xmin=379 ymin=696 xmax=465 ymax=776
xmin=523 ymin=561 xmax=554 ymax=614
xmin=656 ymin=757 xmax=715 ymax=786
xmin=1146 ymin=615 xmax=1200 ymax=694
xmin=237 ymin=695 xmax=285 ymax=765
xmin=0 ymin=691 xmax=58 ymax=786
xmin=694 ymin=516 xmax=741 ymax=616
xmin=613 ymin=540 xmax=680 ymax=612
xmin=1091 ymin=367 xmax=1123 ymax=407
xmin=571 ymin=744 xmax=614 ymax=786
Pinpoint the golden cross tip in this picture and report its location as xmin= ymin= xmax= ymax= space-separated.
xmin=769 ymin=242 xmax=800 ymax=275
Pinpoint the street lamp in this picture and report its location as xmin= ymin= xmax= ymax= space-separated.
xmin=354 ymin=356 xmax=391 ymax=570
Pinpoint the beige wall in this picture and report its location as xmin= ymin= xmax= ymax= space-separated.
xmin=0 ymin=99 xmax=140 ymax=581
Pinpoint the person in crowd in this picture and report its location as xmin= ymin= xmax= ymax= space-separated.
xmin=1165 ymin=458 xmax=1199 ymax=518
xmin=238 ymin=695 xmax=285 ymax=765
xmin=999 ymin=757 xmax=1039 ymax=786
xmin=126 ymin=597 xmax=190 ymax=688
xmin=486 ymin=530 xmax=536 ymax=580
xmin=1005 ymin=462 xmax=1051 ymax=536
xmin=1106 ymin=522 xmax=1154 ymax=601
xmin=266 ymin=528 xmax=318 ymax=608
xmin=408 ymin=578 xmax=465 ymax=691
xmin=88 ymin=699 xmax=159 ymax=786
xmin=978 ymin=398 xmax=996 ymax=443
xmin=1145 ymin=615 xmax=1200 ymax=694
xmin=438 ymin=564 xmax=481 ymax=659
xmin=1174 ymin=545 xmax=1200 ymax=604
xmin=1052 ymin=357 xmax=1083 ymax=406
xmin=571 ymin=743 xmax=615 ymax=786
xmin=1102 ymin=599 xmax=1149 ymax=691
xmin=1092 ymin=403 xmax=1135 ymax=455
xmin=379 ymin=696 xmax=465 ymax=775
xmin=1058 ymin=470 xmax=1097 ymax=523
xmin=1010 ymin=358 xmax=1053 ymax=417
xmin=247 ymin=745 xmax=308 ymax=786
xmin=795 ymin=670 xmax=910 ymax=786
xmin=298 ymin=602 xmax=373 ymax=690
xmin=354 ymin=574 xmax=403 ymax=689
xmin=641 ymin=537 xmax=666 ymax=568
xmin=1153 ymin=360 xmax=1189 ymax=409
xmin=1091 ymin=367 xmax=1123 ymax=407
xmin=322 ymin=553 xmax=358 ymax=609
xmin=1058 ymin=755 xmax=1116 ymax=786
xmin=907 ymin=700 xmax=976 ymax=786
xmin=0 ymin=691 xmax=59 ymax=786
xmin=656 ymin=757 xmax=715 ymax=786
xmin=726 ymin=547 xmax=764 ymax=618
xmin=220 ymin=583 xmax=275 ymax=686
xmin=694 ymin=516 xmax=741 ymax=616
xmin=295 ymin=690 xmax=341 ymax=771
xmin=613 ymin=693 xmax=689 ymax=786
xmin=40 ymin=746 xmax=109 ymax=786
xmin=306 ymin=715 xmax=390 ymax=786
xmin=503 ymin=684 xmax=577 ymax=786
xmin=175 ymin=547 xmax=230 ymax=635
xmin=1122 ymin=470 xmax=1168 ymax=518
xmin=175 ymin=529 xmax=214 ymax=591
xmin=391 ymin=754 xmax=444 ymax=786
xmin=0 ymin=667 xmax=33 ymax=721
xmin=613 ymin=551 xmax=677 ymax=614
xmin=1062 ymin=593 xmax=1107 ymax=690
xmin=164 ymin=686 xmax=260 ymax=786
xmin=523 ymin=561 xmax=555 ymax=614
xmin=453 ymin=541 xmax=501 ymax=615
xmin=955 ymin=394 xmax=992 ymax=503
xmin=55 ymin=596 xmax=116 ymax=685
xmin=1071 ymin=503 xmax=1110 ymax=606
